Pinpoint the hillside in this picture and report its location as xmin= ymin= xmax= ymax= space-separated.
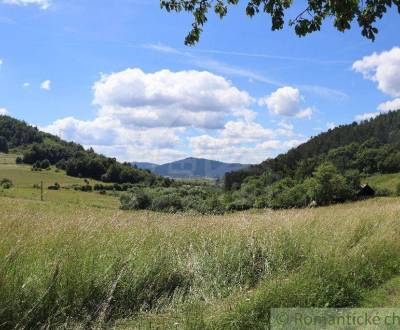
xmin=0 ymin=115 xmax=167 ymax=188
xmin=134 ymin=157 xmax=248 ymax=179
xmin=132 ymin=161 xmax=159 ymax=172
xmin=225 ymin=110 xmax=400 ymax=189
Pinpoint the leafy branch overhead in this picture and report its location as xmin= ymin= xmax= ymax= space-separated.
xmin=160 ymin=0 xmax=400 ymax=45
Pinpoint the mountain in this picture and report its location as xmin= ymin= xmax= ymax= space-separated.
xmin=225 ymin=110 xmax=400 ymax=189
xmin=132 ymin=162 xmax=159 ymax=172
xmin=133 ymin=157 xmax=248 ymax=179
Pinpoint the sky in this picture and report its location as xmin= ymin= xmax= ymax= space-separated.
xmin=0 ymin=0 xmax=399 ymax=164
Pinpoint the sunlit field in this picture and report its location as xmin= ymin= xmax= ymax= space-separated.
xmin=1 ymin=188 xmax=400 ymax=328
xmin=0 ymin=154 xmax=119 ymax=209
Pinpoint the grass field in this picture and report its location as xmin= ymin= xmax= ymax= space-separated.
xmin=367 ymin=172 xmax=400 ymax=195
xmin=0 ymin=154 xmax=119 ymax=209
xmin=1 ymin=156 xmax=400 ymax=329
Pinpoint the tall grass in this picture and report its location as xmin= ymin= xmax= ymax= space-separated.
xmin=0 ymin=197 xmax=399 ymax=329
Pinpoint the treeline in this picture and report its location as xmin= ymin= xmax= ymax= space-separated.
xmin=225 ymin=110 xmax=400 ymax=190
xmin=0 ymin=115 xmax=165 ymax=186
xmin=0 ymin=115 xmax=43 ymax=148
xmin=120 ymin=161 xmax=370 ymax=213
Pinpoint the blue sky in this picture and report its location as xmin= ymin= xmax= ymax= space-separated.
xmin=0 ymin=0 xmax=399 ymax=164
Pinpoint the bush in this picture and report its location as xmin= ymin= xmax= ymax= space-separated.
xmin=48 ymin=182 xmax=61 ymax=190
xmin=32 ymin=159 xmax=51 ymax=171
xmin=0 ymin=178 xmax=13 ymax=189
xmin=15 ymin=156 xmax=23 ymax=164
xmin=40 ymin=159 xmax=51 ymax=169
xmin=151 ymin=193 xmax=183 ymax=213
xmin=56 ymin=159 xmax=66 ymax=170
xmin=73 ymin=184 xmax=93 ymax=192
xmin=375 ymin=187 xmax=391 ymax=197
xmin=182 ymin=195 xmax=225 ymax=215
xmin=226 ymin=198 xmax=252 ymax=212
xmin=120 ymin=191 xmax=152 ymax=210
xmin=270 ymin=183 xmax=310 ymax=209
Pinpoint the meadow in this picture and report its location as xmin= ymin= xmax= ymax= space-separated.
xmin=1 ymin=156 xmax=400 ymax=329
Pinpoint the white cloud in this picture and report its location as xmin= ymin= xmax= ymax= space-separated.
xmin=188 ymin=119 xmax=298 ymax=163
xmin=355 ymin=98 xmax=400 ymax=122
xmin=377 ymin=98 xmax=400 ymax=112
xmin=326 ymin=122 xmax=336 ymax=130
xmin=1 ymin=0 xmax=50 ymax=9
xmin=259 ymin=86 xmax=313 ymax=119
xmin=93 ymin=68 xmax=253 ymax=129
xmin=42 ymin=67 xmax=306 ymax=164
xmin=40 ymin=80 xmax=51 ymax=91
xmin=355 ymin=112 xmax=380 ymax=122
xmin=42 ymin=68 xmax=263 ymax=163
xmin=353 ymin=47 xmax=400 ymax=97
xmin=42 ymin=116 xmax=187 ymax=163
xmin=0 ymin=108 xmax=8 ymax=115
xmin=23 ymin=82 xmax=30 ymax=88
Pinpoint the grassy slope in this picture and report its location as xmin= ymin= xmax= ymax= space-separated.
xmin=367 ymin=173 xmax=400 ymax=194
xmin=0 ymin=154 xmax=119 ymax=209
xmin=1 ymin=158 xmax=400 ymax=329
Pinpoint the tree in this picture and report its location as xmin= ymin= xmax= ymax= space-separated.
xmin=160 ymin=0 xmax=400 ymax=45
xmin=313 ymin=162 xmax=352 ymax=205
xmin=0 ymin=136 xmax=8 ymax=153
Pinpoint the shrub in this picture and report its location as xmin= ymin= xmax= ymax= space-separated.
xmin=226 ymin=198 xmax=252 ymax=212
xmin=120 ymin=190 xmax=152 ymax=210
xmin=48 ymin=182 xmax=61 ymax=190
xmin=40 ymin=159 xmax=51 ymax=169
xmin=73 ymin=184 xmax=93 ymax=192
xmin=182 ymin=195 xmax=225 ymax=215
xmin=375 ymin=187 xmax=391 ymax=197
xmin=32 ymin=159 xmax=51 ymax=171
xmin=56 ymin=159 xmax=66 ymax=170
xmin=15 ymin=156 xmax=23 ymax=164
xmin=151 ymin=193 xmax=183 ymax=213
xmin=0 ymin=178 xmax=13 ymax=189
xmin=270 ymin=183 xmax=310 ymax=209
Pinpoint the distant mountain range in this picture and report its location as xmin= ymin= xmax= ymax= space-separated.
xmin=132 ymin=157 xmax=249 ymax=179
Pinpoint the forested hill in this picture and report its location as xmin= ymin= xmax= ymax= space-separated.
xmin=0 ymin=115 xmax=169 ymax=187
xmin=134 ymin=158 xmax=248 ymax=179
xmin=225 ymin=110 xmax=400 ymax=189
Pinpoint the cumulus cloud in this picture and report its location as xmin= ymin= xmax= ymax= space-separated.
xmin=259 ymin=86 xmax=313 ymax=119
xmin=93 ymin=68 xmax=253 ymax=129
xmin=42 ymin=116 xmax=186 ymax=163
xmin=1 ymin=0 xmax=50 ymax=9
xmin=355 ymin=98 xmax=400 ymax=122
xmin=40 ymin=80 xmax=51 ymax=91
xmin=377 ymin=98 xmax=400 ymax=112
xmin=353 ymin=47 xmax=400 ymax=97
xmin=42 ymin=68 xmax=261 ymax=163
xmin=188 ymin=119 xmax=298 ymax=163
xmin=355 ymin=112 xmax=380 ymax=122
xmin=42 ymin=68 xmax=305 ymax=163
xmin=0 ymin=108 xmax=8 ymax=115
